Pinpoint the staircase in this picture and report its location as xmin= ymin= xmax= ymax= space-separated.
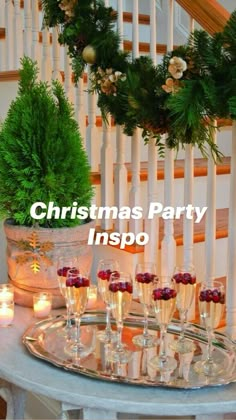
xmin=0 ymin=0 xmax=236 ymax=330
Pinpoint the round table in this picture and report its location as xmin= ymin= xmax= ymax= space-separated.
xmin=0 ymin=306 xmax=236 ymax=420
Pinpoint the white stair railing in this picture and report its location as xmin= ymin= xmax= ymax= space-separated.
xmin=52 ymin=27 xmax=61 ymax=82
xmin=114 ymin=0 xmax=128 ymax=234
xmin=5 ymin=0 xmax=14 ymax=70
xmin=129 ymin=0 xmax=142 ymax=237
xmin=205 ymin=124 xmax=217 ymax=284
xmin=227 ymin=121 xmax=236 ymax=338
xmin=31 ymin=0 xmax=40 ymax=64
xmin=144 ymin=0 xmax=159 ymax=265
xmin=100 ymin=0 xmax=114 ymax=231
xmin=101 ymin=114 xmax=114 ymax=230
xmin=183 ymin=16 xmax=195 ymax=271
xmin=86 ymin=67 xmax=99 ymax=171
xmin=75 ymin=77 xmax=86 ymax=144
xmin=64 ymin=46 xmax=73 ymax=102
xmin=161 ymin=0 xmax=176 ymax=276
xmin=23 ymin=0 xmax=32 ymax=59
xmin=41 ymin=27 xmax=52 ymax=82
xmin=13 ymin=0 xmax=23 ymax=68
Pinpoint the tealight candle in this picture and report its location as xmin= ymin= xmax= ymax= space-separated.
xmin=0 ymin=284 xmax=14 ymax=303
xmin=33 ymin=292 xmax=52 ymax=318
xmin=86 ymin=285 xmax=97 ymax=309
xmin=0 ymin=302 xmax=14 ymax=327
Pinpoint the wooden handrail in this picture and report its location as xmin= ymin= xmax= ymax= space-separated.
xmin=176 ymin=0 xmax=230 ymax=34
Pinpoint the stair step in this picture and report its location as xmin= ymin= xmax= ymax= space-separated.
xmin=95 ymin=208 xmax=228 ymax=254
xmin=91 ymin=157 xmax=231 ymax=185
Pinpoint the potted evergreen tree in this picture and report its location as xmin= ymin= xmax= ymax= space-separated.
xmin=0 ymin=57 xmax=94 ymax=307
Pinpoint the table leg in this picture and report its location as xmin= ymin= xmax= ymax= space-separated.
xmin=83 ymin=408 xmax=117 ymax=420
xmin=11 ymin=383 xmax=26 ymax=419
xmin=195 ymin=415 xmax=224 ymax=420
xmin=0 ymin=380 xmax=26 ymax=420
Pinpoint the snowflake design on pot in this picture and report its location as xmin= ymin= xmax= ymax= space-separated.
xmin=15 ymin=232 xmax=54 ymax=274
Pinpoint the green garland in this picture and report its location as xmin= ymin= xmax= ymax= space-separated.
xmin=42 ymin=0 xmax=236 ymax=161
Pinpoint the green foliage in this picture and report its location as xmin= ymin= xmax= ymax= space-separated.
xmin=42 ymin=1 xmax=236 ymax=160
xmin=0 ymin=57 xmax=93 ymax=227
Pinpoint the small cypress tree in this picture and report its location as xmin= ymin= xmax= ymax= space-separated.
xmin=0 ymin=57 xmax=93 ymax=228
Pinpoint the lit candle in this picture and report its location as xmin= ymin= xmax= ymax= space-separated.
xmin=33 ymin=293 xmax=52 ymax=318
xmin=0 ymin=284 xmax=14 ymax=303
xmin=0 ymin=302 xmax=14 ymax=327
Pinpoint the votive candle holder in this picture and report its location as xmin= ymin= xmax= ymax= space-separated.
xmin=0 ymin=302 xmax=14 ymax=327
xmin=33 ymin=292 xmax=52 ymax=318
xmin=0 ymin=284 xmax=14 ymax=304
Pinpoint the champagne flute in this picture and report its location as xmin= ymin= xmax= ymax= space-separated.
xmin=171 ymin=265 xmax=196 ymax=353
xmin=64 ymin=269 xmax=90 ymax=356
xmin=97 ymin=259 xmax=120 ymax=342
xmin=194 ymin=280 xmax=225 ymax=376
xmin=57 ymin=256 xmax=79 ymax=336
xmin=149 ymin=277 xmax=177 ymax=372
xmin=107 ymin=271 xmax=133 ymax=363
xmin=132 ymin=262 xmax=157 ymax=348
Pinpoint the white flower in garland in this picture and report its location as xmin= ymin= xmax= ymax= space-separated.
xmin=58 ymin=0 xmax=77 ymax=18
xmin=162 ymin=77 xmax=180 ymax=94
xmin=168 ymin=56 xmax=187 ymax=79
xmin=94 ymin=67 xmax=126 ymax=96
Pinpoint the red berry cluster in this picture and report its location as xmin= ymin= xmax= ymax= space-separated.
xmin=173 ymin=272 xmax=196 ymax=285
xmin=66 ymin=276 xmax=90 ymax=288
xmin=199 ymin=289 xmax=225 ymax=304
xmin=57 ymin=266 xmax=79 ymax=277
xmin=152 ymin=287 xmax=177 ymax=301
xmin=97 ymin=269 xmax=120 ymax=281
xmin=109 ymin=282 xmax=133 ymax=294
xmin=135 ymin=272 xmax=156 ymax=284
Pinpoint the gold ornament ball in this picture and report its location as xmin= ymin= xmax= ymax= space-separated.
xmin=82 ymin=45 xmax=96 ymax=64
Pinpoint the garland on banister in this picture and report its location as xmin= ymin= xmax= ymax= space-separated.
xmin=42 ymin=0 xmax=236 ymax=160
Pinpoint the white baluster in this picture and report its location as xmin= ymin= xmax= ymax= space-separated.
xmin=23 ymin=0 xmax=32 ymax=58
xmin=161 ymin=0 xmax=176 ymax=276
xmin=205 ymin=124 xmax=217 ymax=284
xmin=86 ymin=67 xmax=99 ymax=170
xmin=183 ymin=145 xmax=194 ymax=266
xmin=227 ymin=121 xmax=236 ymax=338
xmin=31 ymin=0 xmax=40 ymax=63
xmin=41 ymin=27 xmax=52 ymax=82
xmin=183 ymin=17 xmax=195 ymax=269
xmin=114 ymin=0 xmax=128 ymax=233
xmin=13 ymin=0 xmax=23 ymax=68
xmin=64 ymin=46 xmax=73 ymax=102
xmin=129 ymin=0 xmax=142 ymax=236
xmin=114 ymin=125 xmax=128 ymax=233
xmin=101 ymin=116 xmax=114 ymax=230
xmin=52 ymin=27 xmax=61 ymax=81
xmin=5 ymin=0 xmax=14 ymax=70
xmin=75 ymin=76 xmax=86 ymax=144
xmin=99 ymin=0 xmax=114 ymax=230
xmin=144 ymin=0 xmax=159 ymax=264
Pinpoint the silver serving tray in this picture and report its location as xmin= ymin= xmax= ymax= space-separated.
xmin=22 ymin=312 xmax=236 ymax=389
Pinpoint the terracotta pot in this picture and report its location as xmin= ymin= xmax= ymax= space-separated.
xmin=4 ymin=219 xmax=95 ymax=308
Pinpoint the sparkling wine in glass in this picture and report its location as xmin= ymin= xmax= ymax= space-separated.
xmin=107 ymin=272 xmax=133 ymax=363
xmin=97 ymin=259 xmax=120 ymax=342
xmin=194 ymin=280 xmax=225 ymax=376
xmin=132 ymin=262 xmax=157 ymax=348
xmin=64 ymin=269 xmax=90 ymax=356
xmin=57 ymin=256 xmax=79 ymax=336
xmin=149 ymin=277 xmax=177 ymax=372
xmin=171 ymin=265 xmax=196 ymax=353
